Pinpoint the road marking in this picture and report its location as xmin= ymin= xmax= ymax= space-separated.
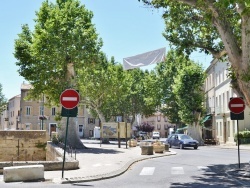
xmin=171 ymin=167 xmax=184 ymax=174
xmin=62 ymin=97 xmax=77 ymax=101
xmin=139 ymin=167 xmax=155 ymax=175
xmin=197 ymin=166 xmax=210 ymax=170
xmin=92 ymin=163 xmax=102 ymax=167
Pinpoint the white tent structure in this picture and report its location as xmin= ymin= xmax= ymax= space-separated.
xmin=123 ymin=47 xmax=166 ymax=70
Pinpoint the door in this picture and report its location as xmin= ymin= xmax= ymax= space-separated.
xmin=78 ymin=125 xmax=83 ymax=137
xmin=223 ymin=122 xmax=227 ymax=143
xmin=50 ymin=124 xmax=57 ymax=136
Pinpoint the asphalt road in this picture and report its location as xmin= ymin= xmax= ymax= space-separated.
xmin=1 ymin=146 xmax=250 ymax=188
xmin=74 ymin=146 xmax=250 ymax=188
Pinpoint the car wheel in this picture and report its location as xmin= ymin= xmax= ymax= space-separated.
xmin=194 ymin=146 xmax=198 ymax=149
xmin=179 ymin=143 xmax=184 ymax=149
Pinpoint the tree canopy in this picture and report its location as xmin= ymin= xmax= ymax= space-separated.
xmin=0 ymin=84 xmax=7 ymax=114
xmin=14 ymin=0 xmax=102 ymax=148
xmin=139 ymin=0 xmax=250 ymax=106
xmin=14 ymin=0 xmax=102 ymax=103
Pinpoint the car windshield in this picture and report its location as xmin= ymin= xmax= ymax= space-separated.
xmin=180 ymin=135 xmax=192 ymax=140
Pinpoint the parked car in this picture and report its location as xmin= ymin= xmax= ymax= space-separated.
xmin=166 ymin=134 xmax=199 ymax=149
xmin=152 ymin=131 xmax=160 ymax=139
xmin=137 ymin=131 xmax=147 ymax=140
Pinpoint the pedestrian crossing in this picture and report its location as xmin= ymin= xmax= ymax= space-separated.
xmin=139 ymin=166 xmax=211 ymax=176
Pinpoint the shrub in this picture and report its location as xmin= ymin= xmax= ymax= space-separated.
xmin=234 ymin=130 xmax=250 ymax=140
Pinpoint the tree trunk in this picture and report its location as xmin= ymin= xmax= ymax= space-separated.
xmin=58 ymin=116 xmax=87 ymax=149
xmin=187 ymin=123 xmax=203 ymax=145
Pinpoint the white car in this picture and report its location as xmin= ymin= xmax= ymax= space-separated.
xmin=152 ymin=132 xmax=160 ymax=139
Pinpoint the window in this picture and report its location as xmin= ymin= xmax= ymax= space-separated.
xmin=216 ymin=122 xmax=219 ymax=136
xmin=88 ymin=118 xmax=95 ymax=124
xmin=26 ymin=124 xmax=30 ymax=130
xmin=164 ymin=117 xmax=168 ymax=122
xmin=157 ymin=124 xmax=161 ymax=130
xmin=39 ymin=106 xmax=44 ymax=116
xmin=164 ymin=124 xmax=168 ymax=130
xmin=51 ymin=107 xmax=56 ymax=116
xmin=227 ymin=121 xmax=231 ymax=138
xmin=79 ymin=125 xmax=83 ymax=132
xmin=220 ymin=122 xmax=222 ymax=136
xmin=26 ymin=106 xmax=31 ymax=116
xmin=157 ymin=116 xmax=161 ymax=122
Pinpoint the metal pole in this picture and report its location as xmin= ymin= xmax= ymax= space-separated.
xmin=237 ymin=119 xmax=240 ymax=169
xmin=118 ymin=122 xmax=121 ymax=148
xmin=62 ymin=114 xmax=69 ymax=178
xmin=125 ymin=121 xmax=127 ymax=149
xmin=42 ymin=93 xmax=44 ymax=130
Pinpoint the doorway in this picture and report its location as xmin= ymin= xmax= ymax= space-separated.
xmin=223 ymin=122 xmax=227 ymax=143
xmin=50 ymin=124 xmax=57 ymax=136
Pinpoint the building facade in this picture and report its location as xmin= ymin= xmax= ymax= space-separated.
xmin=205 ymin=59 xmax=250 ymax=145
xmin=0 ymin=83 xmax=100 ymax=139
xmin=140 ymin=111 xmax=176 ymax=138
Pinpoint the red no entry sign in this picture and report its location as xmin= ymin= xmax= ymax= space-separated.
xmin=60 ymin=89 xmax=80 ymax=109
xmin=228 ymin=97 xmax=245 ymax=114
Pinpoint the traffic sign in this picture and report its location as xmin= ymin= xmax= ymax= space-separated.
xmin=60 ymin=89 xmax=80 ymax=109
xmin=228 ymin=97 xmax=245 ymax=114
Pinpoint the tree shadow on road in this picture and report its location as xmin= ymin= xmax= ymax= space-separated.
xmin=170 ymin=163 xmax=250 ymax=188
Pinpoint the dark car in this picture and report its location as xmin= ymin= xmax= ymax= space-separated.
xmin=166 ymin=134 xmax=199 ymax=149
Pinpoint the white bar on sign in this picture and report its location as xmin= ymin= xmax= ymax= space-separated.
xmin=62 ymin=97 xmax=77 ymax=101
xmin=231 ymin=104 xmax=243 ymax=107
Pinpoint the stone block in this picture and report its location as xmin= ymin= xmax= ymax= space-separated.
xmin=3 ymin=165 xmax=44 ymax=182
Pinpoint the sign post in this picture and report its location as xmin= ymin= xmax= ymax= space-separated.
xmin=228 ymin=97 xmax=245 ymax=169
xmin=60 ymin=89 xmax=80 ymax=178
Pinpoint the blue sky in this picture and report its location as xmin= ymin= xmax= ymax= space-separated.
xmin=0 ymin=0 xmax=212 ymax=100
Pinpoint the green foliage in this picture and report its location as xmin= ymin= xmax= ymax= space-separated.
xmin=173 ymin=62 xmax=205 ymax=124
xmin=135 ymin=122 xmax=155 ymax=133
xmin=35 ymin=142 xmax=47 ymax=150
xmin=139 ymin=0 xmax=240 ymax=57
xmin=14 ymin=0 xmax=102 ymax=104
xmin=234 ymin=129 xmax=250 ymax=139
xmin=0 ymin=83 xmax=7 ymax=114
xmin=138 ymin=0 xmax=250 ymax=103
xmin=155 ymin=50 xmax=205 ymax=125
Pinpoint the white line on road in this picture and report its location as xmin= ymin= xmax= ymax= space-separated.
xmin=197 ymin=166 xmax=210 ymax=170
xmin=171 ymin=167 xmax=184 ymax=175
xmin=139 ymin=167 xmax=155 ymax=175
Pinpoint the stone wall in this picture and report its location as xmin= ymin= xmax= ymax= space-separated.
xmin=46 ymin=141 xmax=63 ymax=161
xmin=0 ymin=130 xmax=47 ymax=161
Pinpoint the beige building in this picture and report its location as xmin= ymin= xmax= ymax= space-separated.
xmin=0 ymin=95 xmax=20 ymax=130
xmin=204 ymin=59 xmax=250 ymax=145
xmin=18 ymin=83 xmax=99 ymax=139
xmin=140 ymin=112 xmax=176 ymax=138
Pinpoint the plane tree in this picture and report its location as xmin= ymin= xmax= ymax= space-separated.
xmin=172 ymin=62 xmax=206 ymax=142
xmin=139 ymin=0 xmax=250 ymax=106
xmin=155 ymin=50 xmax=205 ymax=142
xmin=14 ymin=0 xmax=102 ymax=148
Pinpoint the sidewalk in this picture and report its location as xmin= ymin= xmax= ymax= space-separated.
xmin=45 ymin=140 xmax=176 ymax=184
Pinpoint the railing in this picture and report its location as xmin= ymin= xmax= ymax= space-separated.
xmin=57 ymin=142 xmax=77 ymax=160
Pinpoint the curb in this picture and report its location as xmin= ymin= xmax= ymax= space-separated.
xmin=53 ymin=150 xmax=177 ymax=184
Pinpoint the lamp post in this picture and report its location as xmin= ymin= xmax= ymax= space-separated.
xmin=42 ymin=93 xmax=44 ymax=130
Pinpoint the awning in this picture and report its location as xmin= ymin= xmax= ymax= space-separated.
xmin=202 ymin=126 xmax=213 ymax=131
xmin=201 ymin=115 xmax=212 ymax=124
xmin=177 ymin=126 xmax=188 ymax=131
